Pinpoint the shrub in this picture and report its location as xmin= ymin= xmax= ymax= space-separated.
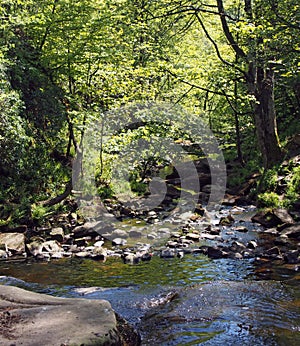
xmin=258 ymin=192 xmax=281 ymax=208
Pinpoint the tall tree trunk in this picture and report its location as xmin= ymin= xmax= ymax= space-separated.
xmin=217 ymin=0 xmax=283 ymax=168
xmin=252 ymin=67 xmax=282 ymax=168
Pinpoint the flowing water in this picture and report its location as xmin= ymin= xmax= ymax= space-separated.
xmin=0 ymin=208 xmax=299 ymax=345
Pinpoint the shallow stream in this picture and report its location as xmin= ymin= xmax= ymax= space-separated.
xmin=0 ymin=207 xmax=299 ymax=345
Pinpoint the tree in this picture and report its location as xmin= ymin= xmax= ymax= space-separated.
xmin=156 ymin=0 xmax=299 ymax=168
xmin=216 ymin=0 xmax=282 ymax=168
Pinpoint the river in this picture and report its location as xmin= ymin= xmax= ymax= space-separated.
xmin=0 ymin=207 xmax=299 ymax=345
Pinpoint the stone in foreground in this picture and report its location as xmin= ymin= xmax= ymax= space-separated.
xmin=0 ymin=285 xmax=138 ymax=346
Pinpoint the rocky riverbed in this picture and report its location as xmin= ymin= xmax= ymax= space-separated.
xmin=0 ymin=156 xmax=299 ymax=345
xmin=0 ymin=201 xmax=299 ymax=269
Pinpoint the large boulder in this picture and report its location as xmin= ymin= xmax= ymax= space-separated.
xmin=251 ymin=208 xmax=294 ymax=228
xmin=280 ymin=223 xmax=300 ymax=240
xmin=0 ymin=285 xmax=140 ymax=346
xmin=0 ymin=233 xmax=25 ymax=254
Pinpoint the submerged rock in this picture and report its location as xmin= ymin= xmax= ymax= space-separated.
xmin=140 ymin=281 xmax=299 ymax=346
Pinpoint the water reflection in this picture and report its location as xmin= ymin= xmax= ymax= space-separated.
xmin=0 ymin=254 xmax=255 ymax=288
xmin=0 ymin=253 xmax=299 ymax=345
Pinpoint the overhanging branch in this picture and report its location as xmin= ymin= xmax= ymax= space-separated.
xmin=216 ymin=0 xmax=247 ymax=59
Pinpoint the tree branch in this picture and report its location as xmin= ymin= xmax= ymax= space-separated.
xmin=39 ymin=181 xmax=73 ymax=207
xmin=164 ymin=68 xmax=228 ymax=96
xmin=216 ymin=0 xmax=247 ymax=59
xmin=194 ymin=12 xmax=234 ymax=68
xmin=39 ymin=0 xmax=59 ymax=51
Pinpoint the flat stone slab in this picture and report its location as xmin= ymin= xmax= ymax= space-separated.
xmin=0 ymin=285 xmax=123 ymax=345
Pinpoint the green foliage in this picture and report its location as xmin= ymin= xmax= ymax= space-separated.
xmin=97 ymin=184 xmax=114 ymax=200
xmin=258 ymin=192 xmax=281 ymax=208
xmin=0 ymin=0 xmax=299 ymax=224
xmin=260 ymin=168 xmax=279 ymax=191
xmin=30 ymin=204 xmax=50 ymax=222
xmin=285 ymin=166 xmax=300 ymax=206
xmin=257 ymin=159 xmax=300 ymax=210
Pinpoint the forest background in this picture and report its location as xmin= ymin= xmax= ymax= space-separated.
xmin=0 ymin=0 xmax=299 ymax=226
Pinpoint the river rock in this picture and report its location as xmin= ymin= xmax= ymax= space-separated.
xmin=233 ymin=225 xmax=249 ymax=233
xmin=160 ymin=248 xmax=176 ymax=258
xmin=92 ymin=246 xmax=107 ymax=260
xmin=280 ymin=223 xmax=300 ymax=239
xmin=0 ymin=249 xmax=8 ymax=258
xmin=111 ymin=229 xmax=129 ymax=239
xmin=207 ymin=246 xmax=228 ymax=259
xmin=75 ymin=251 xmax=90 ymax=258
xmin=147 ymin=232 xmax=157 ymax=240
xmin=121 ymin=252 xmax=141 ymax=264
xmin=129 ymin=230 xmax=143 ymax=238
xmin=74 ymin=237 xmax=89 ymax=246
xmin=252 ymin=209 xmax=294 ymax=228
xmin=247 ymin=240 xmax=258 ymax=249
xmin=170 ymin=232 xmax=182 ymax=239
xmin=73 ymin=221 xmax=103 ymax=238
xmin=112 ymin=238 xmax=127 ymax=246
xmin=186 ymin=233 xmax=200 ymax=241
xmin=0 ymin=285 xmax=137 ymax=346
xmin=49 ymin=227 xmax=64 ymax=242
xmin=231 ymin=241 xmax=246 ymax=252
xmin=264 ymin=228 xmax=279 ymax=236
xmin=166 ymin=240 xmax=179 ymax=248
xmin=26 ymin=237 xmax=45 ymax=256
xmin=0 ymin=233 xmax=25 ymax=254
xmin=219 ymin=214 xmax=235 ymax=225
xmin=284 ymin=250 xmax=299 ymax=264
xmin=222 ymin=194 xmax=240 ymax=206
xmin=42 ymin=240 xmax=62 ymax=254
xmin=200 ymin=233 xmax=222 ymax=241
xmin=94 ymin=240 xmax=105 ymax=247
xmin=189 ymin=213 xmax=201 ymax=221
xmin=233 ymin=252 xmax=243 ymax=259
xmin=273 ymin=208 xmax=295 ymax=225
xmin=265 ymin=246 xmax=281 ymax=257
xmin=157 ymin=228 xmax=171 ymax=236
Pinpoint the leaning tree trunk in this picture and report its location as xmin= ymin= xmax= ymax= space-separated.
xmin=251 ymin=67 xmax=283 ymax=168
